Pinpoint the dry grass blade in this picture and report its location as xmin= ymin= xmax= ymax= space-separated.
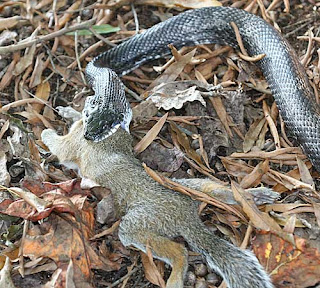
xmin=134 ymin=113 xmax=168 ymax=154
xmin=263 ymin=100 xmax=280 ymax=149
xmin=0 ymin=98 xmax=47 ymax=113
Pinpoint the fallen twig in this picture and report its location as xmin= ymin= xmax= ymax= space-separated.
xmin=0 ymin=19 xmax=96 ymax=54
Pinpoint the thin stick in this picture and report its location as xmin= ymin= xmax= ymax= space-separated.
xmin=131 ymin=3 xmax=139 ymax=35
xmin=230 ymin=22 xmax=248 ymax=56
xmin=0 ymin=19 xmax=96 ymax=54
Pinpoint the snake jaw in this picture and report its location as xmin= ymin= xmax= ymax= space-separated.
xmin=83 ymin=68 xmax=132 ymax=142
xmin=83 ymin=108 xmax=125 ymax=141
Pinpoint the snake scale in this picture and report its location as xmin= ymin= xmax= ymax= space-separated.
xmin=83 ymin=6 xmax=320 ymax=171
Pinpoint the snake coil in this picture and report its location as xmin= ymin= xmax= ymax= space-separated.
xmin=83 ymin=6 xmax=320 ymax=171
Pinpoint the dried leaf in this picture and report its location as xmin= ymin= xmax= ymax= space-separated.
xmin=149 ymin=85 xmax=206 ymax=110
xmin=231 ymin=182 xmax=293 ymax=244
xmin=148 ymin=47 xmax=196 ymax=89
xmin=32 ymin=81 xmax=51 ymax=113
xmin=296 ymin=157 xmax=314 ymax=188
xmin=13 ymin=44 xmax=36 ymax=76
xmin=0 ymin=16 xmax=22 ymax=31
xmin=243 ymin=117 xmax=266 ymax=152
xmin=5 ymin=186 xmax=50 ymax=213
xmin=209 ymin=96 xmax=233 ymax=137
xmin=29 ymin=54 xmax=46 ymax=88
xmin=253 ymin=233 xmax=320 ymax=287
xmin=134 ymin=113 xmax=168 ymax=154
xmin=0 ymin=257 xmax=16 ymax=288
xmin=240 ymin=159 xmax=269 ymax=189
xmin=141 ymin=247 xmax=166 ymax=288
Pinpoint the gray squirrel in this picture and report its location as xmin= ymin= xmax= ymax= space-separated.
xmin=41 ymin=120 xmax=274 ymax=288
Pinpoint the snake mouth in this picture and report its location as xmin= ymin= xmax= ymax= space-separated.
xmin=83 ymin=109 xmax=124 ymax=142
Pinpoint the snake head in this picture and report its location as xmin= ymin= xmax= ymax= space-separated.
xmin=83 ymin=109 xmax=123 ymax=141
xmin=83 ymin=68 xmax=132 ymax=141
xmin=82 ymin=95 xmax=132 ymax=142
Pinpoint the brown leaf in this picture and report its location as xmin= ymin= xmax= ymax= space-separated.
xmin=240 ymin=159 xmax=269 ymax=189
xmin=243 ymin=117 xmax=266 ymax=152
xmin=29 ymin=54 xmax=47 ymax=88
xmin=0 ymin=16 xmax=22 ymax=31
xmin=209 ymin=96 xmax=233 ymax=137
xmin=231 ymin=182 xmax=294 ymax=244
xmin=134 ymin=113 xmax=168 ymax=154
xmin=22 ymin=200 xmax=118 ymax=287
xmin=0 ymin=53 xmax=20 ymax=91
xmin=141 ymin=246 xmax=166 ymax=288
xmin=148 ymin=46 xmax=196 ymax=89
xmin=13 ymin=44 xmax=36 ymax=76
xmin=296 ymin=157 xmax=314 ymax=188
xmin=253 ymin=233 xmax=320 ymax=288
xmin=263 ymin=101 xmax=280 ymax=149
xmin=32 ymin=81 xmax=51 ymax=113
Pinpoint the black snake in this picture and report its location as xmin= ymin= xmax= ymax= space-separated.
xmin=83 ymin=6 xmax=320 ymax=171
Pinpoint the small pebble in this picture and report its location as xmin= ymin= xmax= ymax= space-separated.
xmin=194 ymin=263 xmax=208 ymax=277
xmin=195 ymin=278 xmax=208 ymax=288
xmin=3 ymin=6 xmax=12 ymax=17
xmin=191 ymin=139 xmax=200 ymax=149
xmin=206 ymin=272 xmax=220 ymax=285
xmin=82 ymin=9 xmax=93 ymax=18
xmin=185 ymin=271 xmax=196 ymax=286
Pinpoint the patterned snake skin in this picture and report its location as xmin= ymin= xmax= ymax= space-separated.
xmin=84 ymin=6 xmax=320 ymax=171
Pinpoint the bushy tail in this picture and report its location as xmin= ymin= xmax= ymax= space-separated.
xmin=182 ymin=224 xmax=273 ymax=288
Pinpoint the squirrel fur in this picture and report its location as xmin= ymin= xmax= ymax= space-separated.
xmin=41 ymin=120 xmax=273 ymax=288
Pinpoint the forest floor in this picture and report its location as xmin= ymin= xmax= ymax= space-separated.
xmin=0 ymin=0 xmax=320 ymax=287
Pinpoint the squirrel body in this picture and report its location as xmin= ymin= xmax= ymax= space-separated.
xmin=42 ymin=120 xmax=273 ymax=288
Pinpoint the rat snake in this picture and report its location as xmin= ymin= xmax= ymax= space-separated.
xmin=83 ymin=6 xmax=320 ymax=171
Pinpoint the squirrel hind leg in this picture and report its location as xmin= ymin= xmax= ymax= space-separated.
xmin=119 ymin=224 xmax=188 ymax=288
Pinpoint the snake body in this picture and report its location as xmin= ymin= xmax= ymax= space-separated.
xmin=84 ymin=6 xmax=320 ymax=171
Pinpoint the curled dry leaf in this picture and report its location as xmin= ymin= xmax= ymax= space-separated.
xmin=13 ymin=44 xmax=36 ymax=76
xmin=149 ymin=84 xmax=206 ymax=110
xmin=240 ymin=159 xmax=269 ymax=189
xmin=31 ymin=81 xmax=51 ymax=113
xmin=243 ymin=117 xmax=266 ymax=152
xmin=6 ymin=186 xmax=50 ymax=213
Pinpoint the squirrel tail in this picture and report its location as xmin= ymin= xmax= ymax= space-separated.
xmin=182 ymin=224 xmax=274 ymax=288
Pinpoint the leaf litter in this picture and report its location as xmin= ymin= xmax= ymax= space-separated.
xmin=0 ymin=0 xmax=320 ymax=287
